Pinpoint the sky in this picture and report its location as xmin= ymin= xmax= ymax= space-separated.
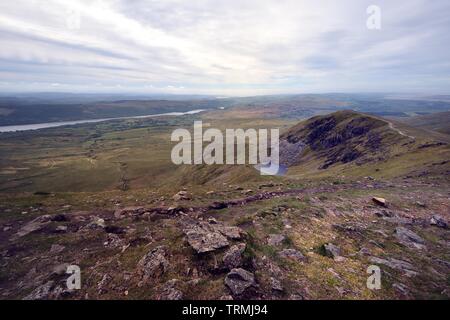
xmin=0 ymin=0 xmax=449 ymax=96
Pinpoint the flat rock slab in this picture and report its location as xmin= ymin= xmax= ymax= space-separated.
xmin=182 ymin=219 xmax=245 ymax=254
xmin=395 ymin=227 xmax=426 ymax=249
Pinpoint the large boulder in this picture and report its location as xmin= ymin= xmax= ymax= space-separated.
xmin=224 ymin=268 xmax=256 ymax=296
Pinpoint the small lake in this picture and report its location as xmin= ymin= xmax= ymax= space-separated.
xmin=0 ymin=109 xmax=205 ymax=133
xmin=254 ymin=163 xmax=288 ymax=176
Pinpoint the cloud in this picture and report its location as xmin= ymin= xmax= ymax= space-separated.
xmin=0 ymin=0 xmax=449 ymax=95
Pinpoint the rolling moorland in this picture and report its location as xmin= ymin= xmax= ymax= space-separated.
xmin=0 ymin=94 xmax=449 ymax=300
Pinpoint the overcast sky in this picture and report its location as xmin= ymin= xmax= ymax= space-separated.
xmin=0 ymin=0 xmax=449 ymax=96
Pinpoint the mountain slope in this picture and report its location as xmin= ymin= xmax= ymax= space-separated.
xmin=398 ymin=111 xmax=450 ymax=135
xmin=279 ymin=110 xmax=450 ymax=180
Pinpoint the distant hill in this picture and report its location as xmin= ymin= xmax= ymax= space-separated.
xmin=398 ymin=111 xmax=450 ymax=135
xmin=279 ymin=110 xmax=450 ymax=179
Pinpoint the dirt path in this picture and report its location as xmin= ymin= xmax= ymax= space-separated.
xmin=388 ymin=121 xmax=415 ymax=140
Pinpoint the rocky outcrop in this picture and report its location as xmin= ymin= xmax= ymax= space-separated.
xmin=224 ymin=268 xmax=256 ymax=296
xmin=223 ymin=244 xmax=246 ymax=270
xmin=137 ymin=246 xmax=170 ymax=281
xmin=395 ymin=227 xmax=425 ymax=249
xmin=182 ymin=219 xmax=245 ymax=254
xmin=158 ymin=279 xmax=183 ymax=300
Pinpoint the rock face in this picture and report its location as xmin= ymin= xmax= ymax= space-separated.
xmin=280 ymin=249 xmax=305 ymax=262
xmin=430 ymin=215 xmax=448 ymax=229
xmin=323 ymin=243 xmax=341 ymax=259
xmin=137 ymin=246 xmax=169 ymax=280
xmin=224 ymin=268 xmax=256 ymax=296
xmin=395 ymin=227 xmax=425 ymax=249
xmin=223 ymin=244 xmax=246 ymax=270
xmin=267 ymin=234 xmax=286 ymax=246
xmin=182 ymin=219 xmax=245 ymax=254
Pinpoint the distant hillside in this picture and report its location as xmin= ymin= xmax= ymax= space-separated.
xmin=0 ymin=98 xmax=228 ymax=126
xmin=399 ymin=111 xmax=450 ymax=135
xmin=279 ymin=110 xmax=450 ymax=179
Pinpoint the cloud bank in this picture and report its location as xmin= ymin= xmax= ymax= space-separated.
xmin=0 ymin=0 xmax=449 ymax=95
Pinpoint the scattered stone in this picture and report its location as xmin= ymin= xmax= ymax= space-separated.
xmin=224 ymin=268 xmax=256 ymax=296
xmin=393 ymin=283 xmax=409 ymax=296
xmin=137 ymin=246 xmax=169 ymax=280
xmin=270 ymin=277 xmax=283 ymax=292
xmin=430 ymin=215 xmax=448 ymax=229
xmin=182 ymin=219 xmax=245 ymax=254
xmin=50 ymin=244 xmax=65 ymax=254
xmin=372 ymin=197 xmax=387 ymax=207
xmin=23 ymin=281 xmax=54 ymax=300
xmin=375 ymin=210 xmax=393 ymax=218
xmin=185 ymin=225 xmax=229 ymax=254
xmin=279 ymin=249 xmax=305 ymax=262
xmin=173 ymin=191 xmax=191 ymax=201
xmin=219 ymin=295 xmax=234 ymax=300
xmin=267 ymin=234 xmax=286 ymax=246
xmin=55 ymin=225 xmax=68 ymax=233
xmin=223 ymin=244 xmax=246 ymax=270
xmin=323 ymin=243 xmax=341 ymax=259
xmin=369 ymin=257 xmax=416 ymax=274
xmin=114 ymin=207 xmax=144 ymax=219
xmin=97 ymin=274 xmax=112 ymax=294
xmin=216 ymin=225 xmax=244 ymax=240
xmin=3 ymin=226 xmax=12 ymax=232
xmin=395 ymin=227 xmax=425 ymax=249
xmin=86 ymin=217 xmax=106 ymax=229
xmin=415 ymin=201 xmax=426 ymax=208
xmin=13 ymin=215 xmax=51 ymax=239
xmin=158 ymin=279 xmax=183 ymax=300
